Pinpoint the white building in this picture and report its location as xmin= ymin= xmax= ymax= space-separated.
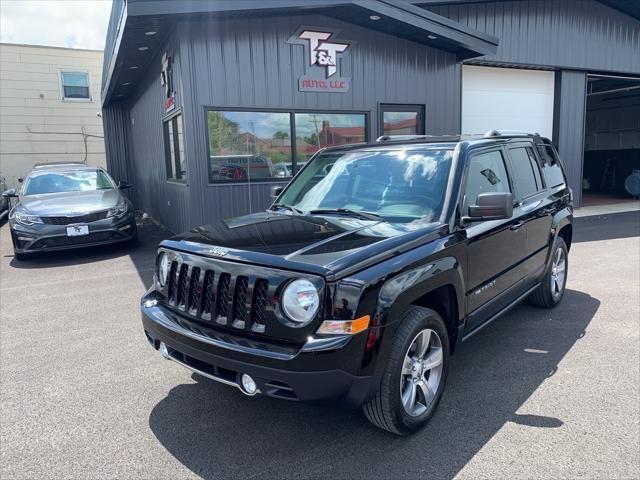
xmin=0 ymin=43 xmax=105 ymax=188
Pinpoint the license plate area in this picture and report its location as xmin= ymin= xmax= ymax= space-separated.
xmin=66 ymin=225 xmax=89 ymax=236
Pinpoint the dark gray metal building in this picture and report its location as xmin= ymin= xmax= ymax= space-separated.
xmin=101 ymin=0 xmax=640 ymax=233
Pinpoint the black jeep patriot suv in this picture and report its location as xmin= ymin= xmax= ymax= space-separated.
xmin=141 ymin=130 xmax=572 ymax=435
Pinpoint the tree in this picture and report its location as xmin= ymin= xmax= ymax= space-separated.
xmin=208 ymin=111 xmax=240 ymax=153
xmin=273 ymin=130 xmax=289 ymax=140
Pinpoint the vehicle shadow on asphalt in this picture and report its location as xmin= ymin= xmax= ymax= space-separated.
xmin=573 ymin=211 xmax=640 ymax=243
xmin=148 ymin=289 xmax=599 ymax=480
xmin=5 ymin=223 xmax=171 ymax=289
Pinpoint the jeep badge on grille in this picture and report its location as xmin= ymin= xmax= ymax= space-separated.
xmin=209 ymin=247 xmax=228 ymax=257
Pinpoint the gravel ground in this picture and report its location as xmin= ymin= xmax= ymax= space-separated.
xmin=1 ymin=212 xmax=638 ymax=480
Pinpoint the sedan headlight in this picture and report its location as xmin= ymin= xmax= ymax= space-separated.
xmin=14 ymin=212 xmax=43 ymax=225
xmin=157 ymin=252 xmax=170 ymax=287
xmin=107 ymin=202 xmax=128 ymax=218
xmin=282 ymin=279 xmax=320 ymax=325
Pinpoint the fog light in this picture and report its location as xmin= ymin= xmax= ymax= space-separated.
xmin=159 ymin=341 xmax=170 ymax=358
xmin=241 ymin=374 xmax=257 ymax=395
xmin=143 ymin=299 xmax=158 ymax=308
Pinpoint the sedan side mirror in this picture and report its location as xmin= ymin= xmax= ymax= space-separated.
xmin=270 ymin=185 xmax=284 ymax=200
xmin=465 ymin=192 xmax=513 ymax=223
xmin=118 ymin=181 xmax=132 ymax=189
xmin=2 ymin=188 xmax=18 ymax=198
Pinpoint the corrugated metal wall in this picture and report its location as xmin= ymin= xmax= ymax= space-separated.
xmin=553 ymin=70 xmax=587 ymax=207
xmin=106 ymin=13 xmax=462 ymax=233
xmin=427 ymin=0 xmax=640 ymax=75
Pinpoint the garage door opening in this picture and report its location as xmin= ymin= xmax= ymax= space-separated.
xmin=583 ymin=75 xmax=640 ymax=207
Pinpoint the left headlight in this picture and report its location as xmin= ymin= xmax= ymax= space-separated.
xmin=157 ymin=252 xmax=170 ymax=287
xmin=14 ymin=212 xmax=43 ymax=225
xmin=282 ymin=279 xmax=320 ymax=325
xmin=107 ymin=202 xmax=128 ymax=218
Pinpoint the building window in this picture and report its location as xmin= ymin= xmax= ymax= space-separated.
xmin=379 ymin=104 xmax=425 ymax=137
xmin=207 ymin=110 xmax=294 ymax=183
xmin=206 ymin=109 xmax=367 ymax=184
xmin=60 ymin=71 xmax=91 ymax=101
xmin=164 ymin=113 xmax=186 ymax=181
xmin=294 ymin=113 xmax=366 ymax=166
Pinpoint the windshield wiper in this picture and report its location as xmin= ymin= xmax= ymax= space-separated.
xmin=307 ymin=208 xmax=383 ymax=221
xmin=270 ymin=203 xmax=304 ymax=215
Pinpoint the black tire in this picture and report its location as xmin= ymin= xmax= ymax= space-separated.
xmin=362 ymin=306 xmax=450 ymax=435
xmin=529 ymin=237 xmax=568 ymax=308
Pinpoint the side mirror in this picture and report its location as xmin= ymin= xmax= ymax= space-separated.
xmin=2 ymin=188 xmax=18 ymax=198
xmin=118 ymin=181 xmax=132 ymax=189
xmin=270 ymin=185 xmax=284 ymax=200
xmin=465 ymin=192 xmax=513 ymax=222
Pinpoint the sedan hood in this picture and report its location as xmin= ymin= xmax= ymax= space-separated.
xmin=163 ymin=211 xmax=446 ymax=278
xmin=20 ymin=189 xmax=122 ymax=215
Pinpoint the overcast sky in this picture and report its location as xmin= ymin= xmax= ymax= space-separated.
xmin=0 ymin=0 xmax=112 ymax=50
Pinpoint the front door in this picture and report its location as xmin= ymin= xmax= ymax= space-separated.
xmin=463 ymin=147 xmax=530 ymax=333
xmin=378 ymin=104 xmax=425 ymax=137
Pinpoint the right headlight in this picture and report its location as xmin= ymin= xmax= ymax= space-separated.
xmin=282 ymin=279 xmax=320 ymax=325
xmin=14 ymin=211 xmax=43 ymax=226
xmin=107 ymin=201 xmax=128 ymax=218
xmin=157 ymin=252 xmax=170 ymax=287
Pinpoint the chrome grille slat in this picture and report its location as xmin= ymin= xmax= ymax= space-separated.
xmin=187 ymin=267 xmax=201 ymax=316
xmin=176 ymin=263 xmax=189 ymax=310
xmin=232 ymin=276 xmax=249 ymax=330
xmin=251 ymin=279 xmax=269 ymax=333
xmin=168 ymin=261 xmax=179 ymax=305
xmin=216 ymin=272 xmax=231 ymax=325
xmin=200 ymin=271 xmax=216 ymax=320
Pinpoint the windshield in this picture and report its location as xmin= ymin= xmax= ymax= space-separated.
xmin=277 ymin=148 xmax=453 ymax=223
xmin=23 ymin=169 xmax=115 ymax=195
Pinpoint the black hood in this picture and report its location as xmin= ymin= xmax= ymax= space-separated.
xmin=163 ymin=211 xmax=446 ymax=278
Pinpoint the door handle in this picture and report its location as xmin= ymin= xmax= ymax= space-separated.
xmin=510 ymin=220 xmax=525 ymax=231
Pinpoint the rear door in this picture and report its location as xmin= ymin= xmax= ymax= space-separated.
xmin=463 ymin=147 xmax=530 ymax=333
xmin=505 ymin=143 xmax=554 ymax=279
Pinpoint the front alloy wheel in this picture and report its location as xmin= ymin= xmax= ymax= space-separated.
xmin=363 ymin=306 xmax=449 ymax=435
xmin=400 ymin=329 xmax=443 ymax=417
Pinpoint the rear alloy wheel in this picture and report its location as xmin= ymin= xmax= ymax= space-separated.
xmin=530 ymin=237 xmax=568 ymax=308
xmin=363 ymin=306 xmax=449 ymax=435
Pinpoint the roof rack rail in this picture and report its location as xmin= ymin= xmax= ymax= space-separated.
xmin=375 ymin=134 xmax=459 ymax=143
xmin=483 ymin=129 xmax=541 ymax=138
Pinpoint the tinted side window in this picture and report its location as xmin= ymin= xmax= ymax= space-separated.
xmin=538 ymin=145 xmax=566 ymax=188
xmin=464 ymin=150 xmax=511 ymax=213
xmin=509 ymin=147 xmax=544 ymax=198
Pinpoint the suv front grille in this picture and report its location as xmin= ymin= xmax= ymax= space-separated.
xmin=41 ymin=211 xmax=109 ymax=225
xmin=166 ymin=260 xmax=270 ymax=334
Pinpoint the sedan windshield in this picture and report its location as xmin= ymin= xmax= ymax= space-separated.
xmin=277 ymin=149 xmax=454 ymax=223
xmin=23 ymin=170 xmax=115 ymax=195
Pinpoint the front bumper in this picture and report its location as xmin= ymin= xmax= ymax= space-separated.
xmin=10 ymin=213 xmax=136 ymax=253
xmin=141 ymin=293 xmax=379 ymax=406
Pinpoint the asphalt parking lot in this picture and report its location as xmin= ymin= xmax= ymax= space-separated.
xmin=1 ymin=212 xmax=639 ymax=479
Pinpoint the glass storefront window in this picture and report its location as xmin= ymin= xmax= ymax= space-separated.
xmin=207 ymin=111 xmax=293 ymax=183
xmin=294 ymin=113 xmax=366 ymax=166
xmin=382 ymin=111 xmax=419 ymax=135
